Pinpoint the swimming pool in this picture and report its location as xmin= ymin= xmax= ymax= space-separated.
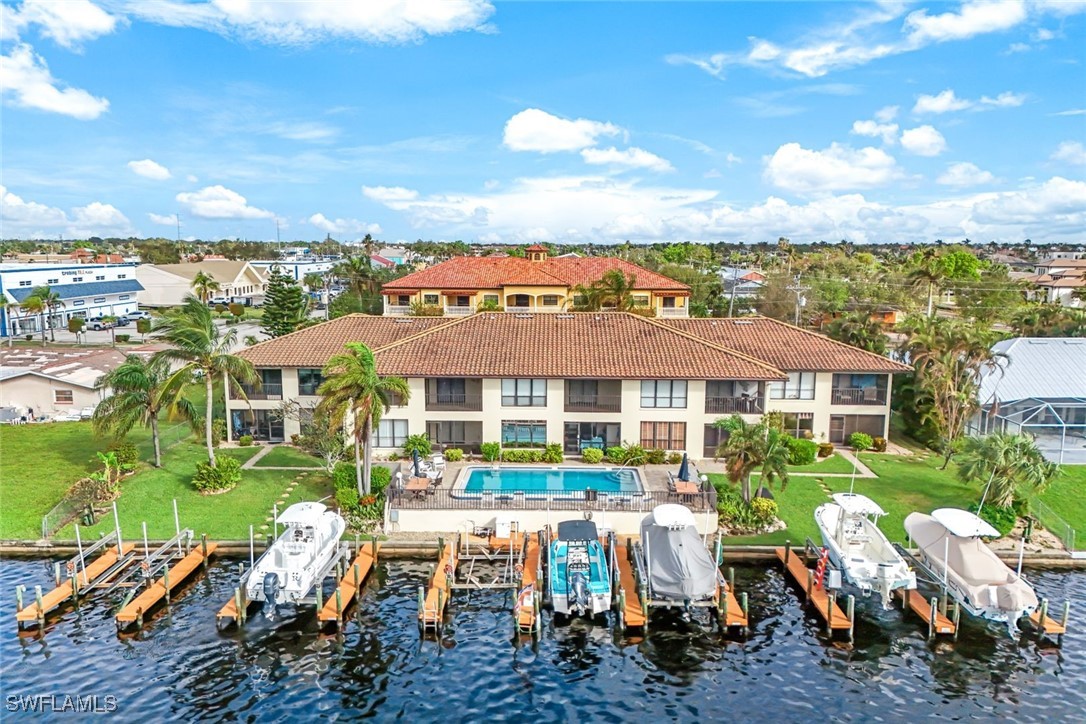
xmin=457 ymin=466 xmax=643 ymax=495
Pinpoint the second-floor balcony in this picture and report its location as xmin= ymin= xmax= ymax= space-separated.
xmin=444 ymin=305 xmax=474 ymax=317
xmin=231 ymin=383 xmax=283 ymax=401
xmin=564 ymin=394 xmax=622 ymax=413
xmin=831 ymin=387 xmax=887 ymax=406
xmin=705 ymin=396 xmax=764 ymax=415
xmin=425 ymin=392 xmax=483 ymax=411
xmin=658 ymin=306 xmax=689 ymax=318
xmin=385 ymin=304 xmax=412 ymax=316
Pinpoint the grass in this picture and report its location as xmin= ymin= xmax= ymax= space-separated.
xmin=251 ymin=445 xmax=323 ymax=468
xmin=709 ymin=473 xmax=829 ymax=546
xmin=61 ymin=442 xmax=333 ymax=540
xmin=1037 ymin=465 xmax=1086 ymax=535
xmin=779 ymin=453 xmax=858 ymax=475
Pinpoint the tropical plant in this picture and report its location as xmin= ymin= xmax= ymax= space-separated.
xmin=192 ymin=457 xmax=242 ymax=494
xmin=30 ymin=286 xmax=65 ymax=342
xmin=19 ymin=294 xmax=47 ymax=346
xmin=785 ymin=437 xmax=818 ymax=465
xmin=151 ymin=295 xmax=259 ymax=467
xmin=93 ymin=355 xmax=197 ymax=467
xmin=847 ymin=432 xmax=873 ymax=451
xmin=825 ymin=312 xmax=888 ymax=355
xmin=402 ymin=433 xmax=432 ymax=458
xmin=190 ymin=271 xmax=221 ymax=303
xmin=334 ymin=255 xmax=378 ymax=298
xmin=444 ymin=448 xmax=464 ymax=462
xmin=957 ymin=433 xmax=1059 ymax=508
xmin=316 ymin=342 xmax=411 ymax=495
xmin=480 ymin=442 xmax=501 ymax=462
xmin=716 ymin=417 xmax=791 ymax=503
xmin=261 ymin=269 xmax=309 ymax=338
xmin=582 ymin=447 xmax=604 ymax=464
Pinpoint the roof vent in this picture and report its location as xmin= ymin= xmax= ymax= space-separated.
xmin=515 ymin=313 xmax=534 ymax=319
xmin=734 ymin=320 xmax=754 ymax=325
xmin=557 ymin=314 xmax=574 ymax=319
xmin=393 ymin=318 xmax=414 ymax=324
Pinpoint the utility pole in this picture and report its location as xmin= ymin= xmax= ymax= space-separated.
xmin=787 ymin=273 xmax=808 ymax=326
xmin=727 ymin=267 xmax=741 ymax=317
xmin=276 ymin=219 xmax=281 ymax=256
xmin=176 ymin=213 xmax=181 ymax=243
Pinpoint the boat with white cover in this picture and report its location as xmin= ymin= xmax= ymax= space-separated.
xmin=904 ymin=508 xmax=1038 ymax=631
xmin=246 ymin=502 xmax=346 ymax=606
xmin=815 ymin=493 xmax=917 ymax=608
xmin=639 ymin=504 xmax=718 ymax=604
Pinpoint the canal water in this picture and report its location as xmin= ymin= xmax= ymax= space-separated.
xmin=1 ymin=559 xmax=1083 ymax=721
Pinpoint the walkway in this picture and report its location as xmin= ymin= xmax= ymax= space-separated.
xmin=239 ymin=445 xmax=322 ymax=471
xmin=240 ymin=445 xmax=273 ymax=469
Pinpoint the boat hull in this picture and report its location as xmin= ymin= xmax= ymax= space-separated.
xmin=815 ymin=503 xmax=916 ymax=606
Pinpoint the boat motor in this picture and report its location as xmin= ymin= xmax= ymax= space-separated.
xmin=570 ymin=572 xmax=590 ymax=615
xmin=263 ymin=572 xmax=281 ymax=604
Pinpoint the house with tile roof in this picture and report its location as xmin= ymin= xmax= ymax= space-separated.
xmin=135 ymin=260 xmax=269 ymax=307
xmin=1024 ymin=258 xmax=1086 ymax=307
xmin=228 ymin=312 xmax=909 ymax=454
xmin=380 ymin=247 xmax=692 ymax=317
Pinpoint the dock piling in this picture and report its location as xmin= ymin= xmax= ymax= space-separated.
xmin=163 ymin=565 xmax=170 ymax=607
xmin=417 ymin=586 xmax=424 ymax=631
xmin=728 ymin=567 xmax=735 ymax=594
xmin=335 ymin=588 xmax=342 ymax=622
xmin=16 ymin=585 xmax=24 ymax=613
xmin=200 ymin=534 xmax=208 ymax=568
xmin=847 ymin=595 xmax=855 ymax=642
xmin=826 ymin=591 xmax=835 ymax=635
xmin=741 ymin=592 xmax=749 ymax=634
xmin=952 ymin=600 xmax=961 ymax=640
xmin=35 ymin=586 xmax=45 ymax=627
xmin=928 ymin=597 xmax=938 ymax=639
xmin=53 ymin=562 xmax=61 ymax=588
xmin=806 ymin=569 xmax=814 ymax=603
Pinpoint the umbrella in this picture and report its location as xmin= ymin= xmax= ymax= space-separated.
xmin=677 ymin=452 xmax=690 ymax=482
xmin=412 ymin=449 xmax=422 ymax=478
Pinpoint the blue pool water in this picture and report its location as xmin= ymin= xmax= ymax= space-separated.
xmin=460 ymin=466 xmax=642 ymax=494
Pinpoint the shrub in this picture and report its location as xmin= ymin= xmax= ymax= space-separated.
xmin=848 ymin=432 xmax=873 ymax=452
xmin=871 ymin=436 xmax=888 ymax=453
xmin=136 ymin=318 xmax=152 ymax=335
xmin=621 ymin=444 xmax=648 ymax=466
xmin=71 ymin=475 xmax=116 ymax=503
xmin=115 ymin=334 xmax=131 ymax=343
xmin=646 ymin=448 xmax=667 ymax=465
xmin=409 ymin=302 xmax=444 ymax=317
xmin=68 ymin=317 xmax=85 ymax=333
xmin=193 ymin=457 xmax=242 ymax=494
xmin=444 ymin=448 xmax=464 ymax=462
xmin=817 ymin=442 xmax=835 ymax=458
xmin=786 ymin=437 xmax=818 ymax=466
xmin=480 ymin=442 xmax=501 ymax=462
xmin=666 ymin=452 xmax=683 ymax=465
xmin=750 ymin=497 xmax=779 ymax=526
xmin=501 ymin=448 xmax=543 ymax=463
xmin=370 ymin=466 xmax=392 ymax=497
xmin=969 ymin=503 xmax=1017 ymax=537
xmin=229 ymin=303 xmax=245 ymax=318
xmin=762 ymin=410 xmax=785 ymax=432
xmin=402 ymin=434 xmax=432 ymax=458
xmin=239 ymin=435 xmax=254 ymax=447
xmin=333 ymin=462 xmax=355 ymax=491
xmin=542 ymin=443 xmax=564 ymax=464
xmin=582 ymin=447 xmax=604 ymax=464
xmin=214 ymin=304 xmax=228 ymax=316
xmin=107 ymin=442 xmax=140 ymax=470
xmin=605 ymin=446 xmax=626 ymax=464
xmin=211 ymin=418 xmax=227 ymax=447
xmin=335 ymin=486 xmax=359 ymax=512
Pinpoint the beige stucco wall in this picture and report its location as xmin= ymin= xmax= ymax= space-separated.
xmin=0 ymin=376 xmax=101 ymax=416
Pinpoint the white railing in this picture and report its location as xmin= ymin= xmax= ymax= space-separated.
xmin=444 ymin=306 xmax=474 ymax=316
xmin=384 ymin=305 xmax=412 ymax=316
xmin=658 ymin=307 xmax=689 ymax=317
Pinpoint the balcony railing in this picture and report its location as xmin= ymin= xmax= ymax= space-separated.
xmin=444 ymin=305 xmax=474 ymax=317
xmin=232 ymin=383 xmax=283 ymax=401
xmin=658 ymin=307 xmax=689 ymax=318
xmin=425 ymin=393 xmax=483 ymax=411
xmin=564 ymin=394 xmax=622 ymax=413
xmin=831 ymin=387 xmax=887 ymax=405
xmin=385 ymin=304 xmax=412 ymax=316
xmin=705 ymin=396 xmax=764 ymax=414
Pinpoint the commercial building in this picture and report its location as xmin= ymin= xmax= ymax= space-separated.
xmin=380 ymin=246 xmax=692 ymax=317
xmin=229 ymin=312 xmax=908 ymax=455
xmin=136 ymin=260 xmax=268 ymax=307
xmin=250 ymin=258 xmax=339 ymax=288
xmin=0 ymin=262 xmax=143 ymax=338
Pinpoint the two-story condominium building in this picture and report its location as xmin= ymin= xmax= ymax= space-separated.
xmin=229 ymin=312 xmax=909 ymax=457
xmin=380 ymin=246 xmax=693 ymax=317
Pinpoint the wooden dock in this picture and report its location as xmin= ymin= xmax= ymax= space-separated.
xmin=418 ymin=543 xmax=457 ymax=629
xmin=116 ymin=543 xmax=218 ymax=630
xmin=718 ymin=582 xmax=748 ymax=629
xmin=775 ymin=547 xmax=854 ymax=634
xmin=614 ymin=541 xmax=647 ymax=630
xmin=516 ymin=533 xmax=541 ymax=631
xmin=318 ymin=541 xmax=380 ymax=626
xmin=1030 ymin=600 xmax=1069 ymax=637
xmin=901 ymin=588 xmax=958 ymax=637
xmin=16 ymin=543 xmax=135 ymax=625
xmin=465 ymin=530 xmax=524 ymax=553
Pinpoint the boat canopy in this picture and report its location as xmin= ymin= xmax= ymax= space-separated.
xmin=277 ymin=502 xmax=329 ymax=527
xmin=645 ymin=503 xmax=696 ymax=529
xmin=831 ymin=493 xmax=886 ymax=517
xmin=931 ymin=508 xmax=1001 ymax=538
xmin=557 ymin=520 xmax=599 ymax=542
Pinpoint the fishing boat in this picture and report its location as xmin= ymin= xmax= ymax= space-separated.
xmin=638 ymin=504 xmax=718 ymax=604
xmin=815 ymin=493 xmax=916 ymax=607
xmin=246 ymin=502 xmax=346 ymax=606
xmin=548 ymin=520 xmax=612 ymax=617
xmin=904 ymin=508 xmax=1038 ymax=631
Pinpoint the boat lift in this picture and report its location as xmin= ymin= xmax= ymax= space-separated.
xmin=776 ymin=539 xmax=857 ymax=641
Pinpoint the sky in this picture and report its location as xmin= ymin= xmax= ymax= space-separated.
xmin=0 ymin=0 xmax=1084 ymax=245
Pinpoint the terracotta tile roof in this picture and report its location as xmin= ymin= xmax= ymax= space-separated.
xmin=659 ymin=317 xmax=911 ymax=373
xmin=382 ymin=255 xmax=689 ymax=293
xmin=237 ymin=316 xmax=451 ymax=367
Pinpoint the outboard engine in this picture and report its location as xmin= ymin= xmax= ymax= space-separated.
xmin=570 ymin=572 xmax=590 ymax=615
xmin=263 ymin=572 xmax=281 ymax=605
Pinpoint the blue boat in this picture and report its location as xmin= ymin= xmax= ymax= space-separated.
xmin=548 ymin=520 xmax=612 ymax=617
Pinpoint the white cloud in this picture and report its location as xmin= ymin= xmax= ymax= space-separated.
xmin=186 ymin=174 xmax=199 ymax=183
xmin=971 ymin=177 xmax=1086 ymax=228
xmin=363 ymin=186 xmax=419 ymax=203
xmin=129 ymin=0 xmax=495 ymax=45
xmin=978 ymin=91 xmax=1026 ymax=108
xmin=904 ymin=0 xmax=1027 ymax=44
xmin=725 ymin=152 xmax=742 ymax=165
xmin=0 ymin=43 xmax=109 ymax=119
xmin=503 ymin=108 xmax=621 ymax=153
xmin=175 ymin=185 xmax=274 ymax=219
xmin=308 ymin=213 xmax=381 ymax=236
xmin=851 ymin=119 xmax=899 ymax=145
xmin=763 ymin=142 xmax=902 ymax=193
xmin=148 ymin=212 xmax=177 ymax=225
xmin=900 ymin=125 xmax=948 ymax=156
xmin=1 ymin=184 xmax=131 ymax=237
xmin=1004 ymin=41 xmax=1030 ymax=53
xmin=580 ymin=146 xmax=673 ymax=172
xmin=914 ymin=88 xmax=1025 ymax=114
xmin=262 ymin=120 xmax=339 ymax=142
xmin=5 ymin=0 xmax=119 ymax=48
xmin=127 ymin=158 xmax=172 ymax=180
xmin=937 ymin=162 xmax=997 ymax=187
xmin=1051 ymin=141 xmax=1086 ymax=165
xmin=1052 ymin=109 xmax=1086 ymax=116
xmin=874 ymin=105 xmax=899 ymax=123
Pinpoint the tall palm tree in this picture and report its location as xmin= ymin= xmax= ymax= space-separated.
xmin=29 ymin=286 xmax=65 ymax=342
xmin=303 ymin=272 xmax=329 ymax=320
xmin=716 ymin=416 xmax=791 ymax=503
xmin=93 ymin=355 xmax=198 ymax=467
xmin=957 ymin=433 xmax=1059 ymax=508
xmin=334 ymin=255 xmax=376 ymax=299
xmin=906 ymin=249 xmax=944 ymax=317
xmin=190 ymin=271 xmax=221 ymax=303
xmin=596 ymin=269 xmax=638 ymax=311
xmin=825 ymin=312 xmax=887 ymax=354
xmin=316 ymin=342 xmax=410 ymax=495
xmin=152 ymin=295 xmax=259 ymax=467
xmin=19 ymin=295 xmax=47 ymax=346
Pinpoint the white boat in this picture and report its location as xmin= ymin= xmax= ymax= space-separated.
xmin=639 ymin=504 xmax=718 ymax=604
xmin=246 ymin=502 xmax=346 ymax=606
xmin=904 ymin=508 xmax=1038 ymax=631
xmin=815 ymin=493 xmax=916 ymax=608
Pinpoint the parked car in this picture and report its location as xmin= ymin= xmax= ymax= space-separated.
xmin=86 ymin=317 xmax=114 ymax=331
xmin=113 ymin=317 xmax=131 ymax=327
xmin=125 ymin=310 xmax=152 ymax=321
xmin=208 ymin=297 xmax=230 ymax=307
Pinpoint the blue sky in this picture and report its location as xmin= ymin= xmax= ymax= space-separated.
xmin=1 ymin=0 xmax=1084 ymax=244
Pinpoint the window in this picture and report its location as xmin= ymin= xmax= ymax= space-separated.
xmin=661 ymin=296 xmax=676 ymax=308
xmin=782 ymin=413 xmax=814 ymax=438
xmin=633 ymin=295 xmax=649 ymax=307
xmin=640 ymin=421 xmax=686 ymax=450
xmin=71 ymin=277 xmax=83 ymax=282
xmin=54 ymin=389 xmax=74 ymax=405
xmin=541 ymin=295 xmax=560 ymax=307
xmin=423 ymin=294 xmax=439 ymax=305
xmin=502 ymin=421 xmax=547 ymax=447
xmin=47 ymin=278 xmax=59 ymax=284
xmin=118 ymin=295 xmax=130 ymax=301
xmin=483 ymin=294 xmax=499 ymax=305
xmin=375 ymin=419 xmax=408 ymax=448
xmin=72 ymin=300 xmax=85 ymax=307
xmin=769 ymin=372 xmax=816 ymax=400
xmin=454 ymin=295 xmax=470 ymax=307
xmin=298 ymin=368 xmax=324 ymax=396
xmin=640 ymin=380 xmax=687 ymax=408
xmin=95 ymin=275 xmax=105 ymax=281
xmin=502 ymin=378 xmax=546 ymax=407
xmin=118 ymin=274 xmax=127 ymax=279
xmin=93 ymin=297 xmax=106 ymax=303
xmin=509 ymin=294 xmax=530 ymax=308
xmin=18 ymin=281 xmax=31 ymax=287
xmin=397 ymin=295 xmax=410 ymax=305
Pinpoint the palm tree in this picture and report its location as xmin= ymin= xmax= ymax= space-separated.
xmin=715 ymin=416 xmax=791 ymax=503
xmin=152 ymin=295 xmax=259 ymax=467
xmin=825 ymin=312 xmax=887 ymax=354
xmin=596 ymin=269 xmax=638 ymax=311
xmin=316 ymin=342 xmax=410 ymax=495
xmin=907 ymin=249 xmax=944 ymax=317
xmin=190 ymin=271 xmax=221 ymax=303
xmin=93 ymin=355 xmax=198 ymax=467
xmin=957 ymin=433 xmax=1059 ymax=508
xmin=30 ymin=286 xmax=65 ymax=342
xmin=568 ymin=283 xmax=604 ymax=311
xmin=334 ymin=255 xmax=376 ymax=299
xmin=19 ymin=295 xmax=46 ymax=346
xmin=303 ymin=272 xmax=328 ymax=320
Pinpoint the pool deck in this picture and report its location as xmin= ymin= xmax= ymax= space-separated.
xmin=438 ymin=461 xmax=692 ymax=497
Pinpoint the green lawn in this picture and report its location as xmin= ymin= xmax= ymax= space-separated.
xmin=708 ymin=473 xmax=828 ymax=546
xmin=786 ymin=453 xmax=857 ymax=475
xmin=251 ymin=444 xmax=323 ymax=468
xmin=1037 ymin=465 xmax=1086 ymax=535
xmin=63 ymin=442 xmax=333 ymax=540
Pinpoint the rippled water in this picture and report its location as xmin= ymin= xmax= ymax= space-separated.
xmin=1 ymin=558 xmax=1083 ymax=722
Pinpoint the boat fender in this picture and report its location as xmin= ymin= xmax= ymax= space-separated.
xmin=263 ymin=572 xmax=280 ymax=603
xmin=814 ymin=548 xmax=830 ymax=588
